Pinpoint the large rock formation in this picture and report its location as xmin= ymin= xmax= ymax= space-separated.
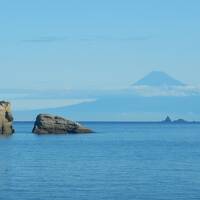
xmin=0 ymin=101 xmax=14 ymax=135
xmin=32 ymin=114 xmax=93 ymax=134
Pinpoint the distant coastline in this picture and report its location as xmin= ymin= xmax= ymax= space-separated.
xmin=13 ymin=118 xmax=200 ymax=124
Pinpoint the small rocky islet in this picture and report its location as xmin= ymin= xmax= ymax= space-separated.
xmin=32 ymin=114 xmax=93 ymax=134
xmin=161 ymin=116 xmax=195 ymax=124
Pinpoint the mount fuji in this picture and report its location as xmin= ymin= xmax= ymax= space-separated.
xmin=133 ymin=71 xmax=185 ymax=87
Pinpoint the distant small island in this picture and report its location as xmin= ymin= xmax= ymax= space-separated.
xmin=161 ymin=116 xmax=200 ymax=124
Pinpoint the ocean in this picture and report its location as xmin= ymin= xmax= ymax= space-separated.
xmin=0 ymin=122 xmax=200 ymax=200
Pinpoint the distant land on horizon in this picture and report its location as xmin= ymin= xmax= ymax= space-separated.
xmin=10 ymin=71 xmax=200 ymax=121
xmin=14 ymin=116 xmax=200 ymax=124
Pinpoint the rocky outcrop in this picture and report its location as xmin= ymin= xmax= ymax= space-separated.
xmin=173 ymin=119 xmax=188 ymax=123
xmin=161 ymin=116 xmax=191 ymax=124
xmin=32 ymin=114 xmax=93 ymax=134
xmin=0 ymin=101 xmax=14 ymax=135
xmin=162 ymin=116 xmax=172 ymax=123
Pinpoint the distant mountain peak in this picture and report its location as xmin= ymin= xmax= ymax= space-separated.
xmin=133 ymin=71 xmax=185 ymax=86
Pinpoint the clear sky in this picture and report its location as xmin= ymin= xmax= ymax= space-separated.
xmin=0 ymin=0 xmax=200 ymax=90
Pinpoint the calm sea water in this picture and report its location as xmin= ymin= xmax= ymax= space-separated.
xmin=0 ymin=122 xmax=200 ymax=200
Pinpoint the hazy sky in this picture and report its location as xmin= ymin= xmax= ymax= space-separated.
xmin=0 ymin=0 xmax=200 ymax=90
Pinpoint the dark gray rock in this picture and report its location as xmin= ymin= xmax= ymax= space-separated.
xmin=162 ymin=116 xmax=172 ymax=123
xmin=0 ymin=101 xmax=15 ymax=135
xmin=161 ymin=116 xmax=192 ymax=124
xmin=32 ymin=114 xmax=93 ymax=134
xmin=173 ymin=119 xmax=188 ymax=123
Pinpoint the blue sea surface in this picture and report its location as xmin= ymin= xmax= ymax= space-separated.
xmin=0 ymin=122 xmax=200 ymax=200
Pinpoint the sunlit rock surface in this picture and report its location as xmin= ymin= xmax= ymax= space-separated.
xmin=0 ymin=101 xmax=14 ymax=135
xmin=32 ymin=114 xmax=93 ymax=134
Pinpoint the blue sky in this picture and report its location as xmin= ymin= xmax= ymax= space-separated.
xmin=0 ymin=0 xmax=200 ymax=90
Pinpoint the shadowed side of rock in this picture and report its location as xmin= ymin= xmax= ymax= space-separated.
xmin=0 ymin=101 xmax=15 ymax=135
xmin=32 ymin=114 xmax=93 ymax=134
